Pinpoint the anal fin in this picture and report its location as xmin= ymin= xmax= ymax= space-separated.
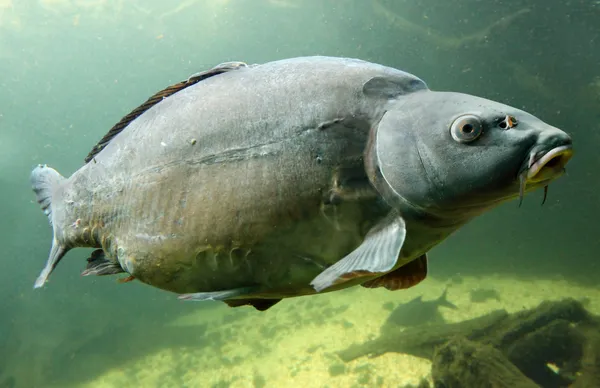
xmin=361 ymin=254 xmax=428 ymax=291
xmin=81 ymin=249 xmax=126 ymax=276
xmin=310 ymin=212 xmax=406 ymax=292
xmin=224 ymin=299 xmax=281 ymax=311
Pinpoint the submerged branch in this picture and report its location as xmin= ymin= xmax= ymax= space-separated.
xmin=372 ymin=0 xmax=530 ymax=49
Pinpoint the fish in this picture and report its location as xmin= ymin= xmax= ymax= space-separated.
xmin=29 ymin=56 xmax=573 ymax=311
xmin=383 ymin=288 xmax=458 ymax=328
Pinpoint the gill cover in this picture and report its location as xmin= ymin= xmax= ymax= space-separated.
xmin=366 ymin=109 xmax=437 ymax=212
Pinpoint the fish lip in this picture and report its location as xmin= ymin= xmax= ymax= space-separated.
xmin=523 ymin=144 xmax=573 ymax=183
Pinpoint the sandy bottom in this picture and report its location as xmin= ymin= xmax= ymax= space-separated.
xmin=62 ymin=274 xmax=600 ymax=388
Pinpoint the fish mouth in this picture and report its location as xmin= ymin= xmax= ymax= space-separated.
xmin=525 ymin=145 xmax=573 ymax=183
xmin=517 ymin=144 xmax=573 ymax=206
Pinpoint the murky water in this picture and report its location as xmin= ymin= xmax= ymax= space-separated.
xmin=1 ymin=1 xmax=598 ymax=387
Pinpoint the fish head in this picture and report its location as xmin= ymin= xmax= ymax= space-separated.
xmin=368 ymin=90 xmax=573 ymax=220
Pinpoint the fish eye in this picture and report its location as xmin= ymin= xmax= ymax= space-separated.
xmin=450 ymin=114 xmax=483 ymax=143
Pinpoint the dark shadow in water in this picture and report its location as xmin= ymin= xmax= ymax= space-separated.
xmin=45 ymin=320 xmax=211 ymax=387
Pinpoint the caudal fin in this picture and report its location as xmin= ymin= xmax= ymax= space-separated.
xmin=30 ymin=164 xmax=68 ymax=289
xmin=437 ymin=288 xmax=458 ymax=310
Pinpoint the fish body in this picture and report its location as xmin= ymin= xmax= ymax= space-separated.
xmin=30 ymin=56 xmax=573 ymax=310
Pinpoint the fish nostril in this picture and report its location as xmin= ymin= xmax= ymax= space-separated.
xmin=554 ymin=133 xmax=572 ymax=145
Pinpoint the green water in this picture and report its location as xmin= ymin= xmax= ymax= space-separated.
xmin=1 ymin=1 xmax=599 ymax=387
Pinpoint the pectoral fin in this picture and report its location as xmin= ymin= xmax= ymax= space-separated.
xmin=310 ymin=213 xmax=406 ymax=292
xmin=361 ymin=254 xmax=428 ymax=290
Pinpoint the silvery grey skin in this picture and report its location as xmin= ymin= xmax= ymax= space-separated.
xmin=30 ymin=56 xmax=573 ymax=311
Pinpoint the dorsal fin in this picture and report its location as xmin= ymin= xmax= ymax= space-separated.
xmin=84 ymin=61 xmax=248 ymax=163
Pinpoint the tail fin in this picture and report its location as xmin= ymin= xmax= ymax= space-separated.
xmin=436 ymin=287 xmax=458 ymax=310
xmin=30 ymin=164 xmax=68 ymax=289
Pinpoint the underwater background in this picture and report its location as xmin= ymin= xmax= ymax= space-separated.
xmin=1 ymin=0 xmax=599 ymax=387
